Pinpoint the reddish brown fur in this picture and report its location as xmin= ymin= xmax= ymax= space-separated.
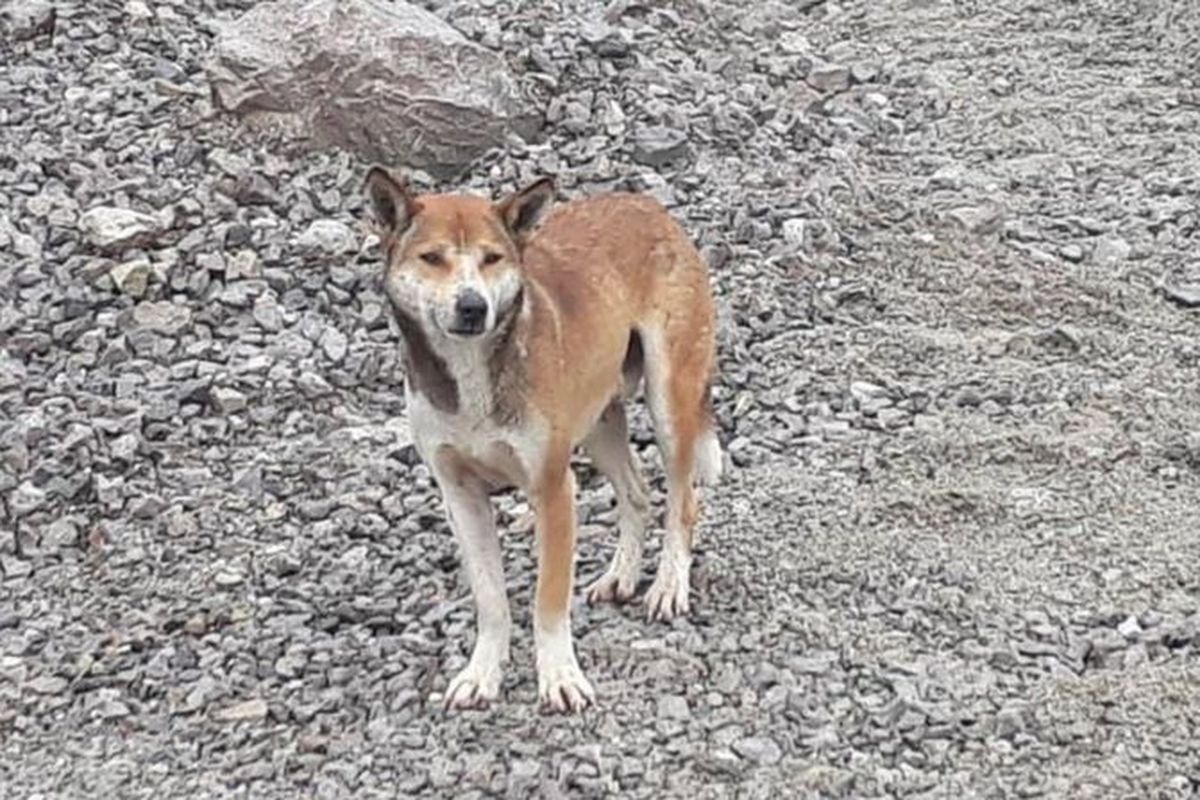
xmin=514 ymin=194 xmax=717 ymax=623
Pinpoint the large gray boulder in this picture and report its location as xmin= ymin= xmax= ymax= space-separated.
xmin=207 ymin=0 xmax=541 ymax=177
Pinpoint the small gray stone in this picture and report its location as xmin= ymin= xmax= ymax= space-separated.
xmin=44 ymin=518 xmax=79 ymax=549
xmin=212 ymin=387 xmax=248 ymax=414
xmin=111 ymin=433 xmax=140 ymax=461
xmin=1059 ymin=243 xmax=1084 ymax=262
xmin=850 ymin=381 xmax=889 ymax=402
xmin=94 ymin=474 xmax=124 ymax=506
xmin=781 ymin=219 xmax=806 ymax=248
xmin=182 ymin=676 xmax=220 ymax=713
xmin=947 ymin=204 xmax=1004 ymax=235
xmin=930 ymin=164 xmax=966 ymax=190
xmin=297 ymin=371 xmax=332 ymax=397
xmin=214 ymin=698 xmax=268 ymax=722
xmin=2 ymin=557 xmax=33 ymax=579
xmin=778 ymin=32 xmax=812 ymax=55
xmin=125 ymin=0 xmax=152 ymax=20
xmin=877 ymin=408 xmax=910 ymax=429
xmin=27 ymin=675 xmax=68 ymax=695
xmin=80 ymin=207 xmax=162 ymax=252
xmin=1092 ymin=236 xmax=1130 ymax=267
xmin=274 ymin=654 xmax=305 ymax=679
xmin=850 ymin=61 xmax=879 ymax=84
xmin=131 ymin=302 xmax=192 ymax=336
xmin=10 ymin=2 xmax=55 ymax=42
xmin=657 ymin=694 xmax=691 ymax=721
xmin=995 ymin=706 xmax=1026 ymax=738
xmin=214 ymin=568 xmax=245 ymax=587
xmin=296 ymin=220 xmax=357 ymax=255
xmin=1117 ymin=615 xmax=1142 ymax=640
xmin=227 ymin=249 xmax=262 ymax=280
xmin=196 ymin=252 xmax=226 ymax=273
xmin=109 ymin=259 xmax=153 ymax=297
xmin=732 ymin=736 xmax=783 ymax=765
xmin=253 ymin=296 xmax=284 ymax=332
xmin=320 ymin=327 xmax=349 ymax=363
xmin=233 ymin=465 xmax=262 ymax=497
xmin=360 ymin=301 xmax=386 ymax=329
xmin=10 ymin=482 xmax=47 ymax=516
xmin=1161 ymin=280 xmax=1200 ymax=308
xmin=808 ymin=61 xmax=851 ymax=93
xmin=632 ymin=126 xmax=690 ymax=167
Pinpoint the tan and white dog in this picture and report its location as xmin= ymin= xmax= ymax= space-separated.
xmin=364 ymin=166 xmax=721 ymax=713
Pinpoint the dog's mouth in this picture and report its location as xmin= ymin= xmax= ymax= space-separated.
xmin=445 ymin=322 xmax=487 ymax=338
xmin=433 ymin=308 xmax=489 ymax=340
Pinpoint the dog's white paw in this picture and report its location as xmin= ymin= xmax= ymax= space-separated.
xmin=537 ymin=661 xmax=595 ymax=714
xmin=586 ymin=568 xmax=637 ymax=605
xmin=644 ymin=562 xmax=691 ymax=621
xmin=443 ymin=660 xmax=502 ymax=710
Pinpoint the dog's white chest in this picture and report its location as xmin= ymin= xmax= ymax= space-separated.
xmin=406 ymin=384 xmax=542 ymax=491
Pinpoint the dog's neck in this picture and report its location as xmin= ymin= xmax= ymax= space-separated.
xmin=393 ymin=285 xmax=528 ymax=426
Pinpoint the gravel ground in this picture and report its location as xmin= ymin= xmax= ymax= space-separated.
xmin=3 ymin=0 xmax=1200 ymax=797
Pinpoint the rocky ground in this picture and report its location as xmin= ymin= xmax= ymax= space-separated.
xmin=3 ymin=0 xmax=1200 ymax=797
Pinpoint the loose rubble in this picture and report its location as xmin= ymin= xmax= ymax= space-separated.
xmin=2 ymin=0 xmax=1199 ymax=797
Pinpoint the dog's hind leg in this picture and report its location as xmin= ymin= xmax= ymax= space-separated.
xmin=583 ymin=399 xmax=650 ymax=604
xmin=638 ymin=319 xmax=718 ymax=621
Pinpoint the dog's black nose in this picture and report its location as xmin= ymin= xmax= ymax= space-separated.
xmin=452 ymin=289 xmax=488 ymax=334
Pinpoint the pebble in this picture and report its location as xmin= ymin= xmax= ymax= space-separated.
xmin=213 ymin=698 xmax=268 ymax=722
xmin=657 ymin=694 xmax=691 ymax=721
xmin=44 ymin=518 xmax=79 ymax=549
xmin=109 ymin=259 xmax=153 ymax=297
xmin=808 ymin=62 xmax=851 ymax=93
xmin=1117 ymin=615 xmax=1142 ymax=640
xmin=27 ymin=675 xmax=68 ymax=695
xmin=296 ymin=220 xmax=357 ymax=255
xmin=732 ymin=736 xmax=783 ymax=765
xmin=212 ymin=387 xmax=248 ymax=414
xmin=80 ymin=207 xmax=162 ymax=251
xmin=1092 ymin=236 xmax=1130 ymax=267
xmin=632 ymin=126 xmax=690 ymax=167
xmin=320 ymin=327 xmax=349 ymax=363
xmin=1059 ymin=243 xmax=1084 ymax=262
xmin=214 ymin=568 xmax=245 ymax=587
xmin=227 ymin=249 xmax=263 ymax=280
xmin=781 ymin=219 xmax=806 ymax=247
xmin=253 ymin=296 xmax=285 ymax=332
xmin=131 ymin=302 xmax=192 ymax=336
xmin=10 ymin=482 xmax=47 ymax=516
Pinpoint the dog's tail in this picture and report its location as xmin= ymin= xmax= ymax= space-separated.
xmin=694 ymin=382 xmax=723 ymax=486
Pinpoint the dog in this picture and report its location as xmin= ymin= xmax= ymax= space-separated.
xmin=363 ymin=166 xmax=721 ymax=713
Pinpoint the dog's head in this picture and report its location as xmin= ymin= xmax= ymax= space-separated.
xmin=364 ymin=167 xmax=554 ymax=340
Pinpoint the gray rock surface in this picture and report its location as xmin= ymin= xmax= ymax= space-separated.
xmin=2 ymin=0 xmax=1200 ymax=797
xmin=207 ymin=0 xmax=542 ymax=177
xmin=79 ymin=207 xmax=163 ymax=252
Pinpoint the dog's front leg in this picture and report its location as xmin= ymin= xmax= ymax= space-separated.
xmin=433 ymin=462 xmax=510 ymax=710
xmin=532 ymin=459 xmax=595 ymax=713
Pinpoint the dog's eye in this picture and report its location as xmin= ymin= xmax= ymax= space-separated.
xmin=481 ymin=251 xmax=503 ymax=266
xmin=419 ymin=251 xmax=443 ymax=266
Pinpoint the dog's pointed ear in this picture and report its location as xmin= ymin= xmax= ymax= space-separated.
xmin=365 ymin=165 xmax=418 ymax=233
xmin=497 ymin=177 xmax=555 ymax=240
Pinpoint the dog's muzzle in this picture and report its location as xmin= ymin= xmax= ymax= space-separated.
xmin=449 ymin=288 xmax=489 ymax=336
